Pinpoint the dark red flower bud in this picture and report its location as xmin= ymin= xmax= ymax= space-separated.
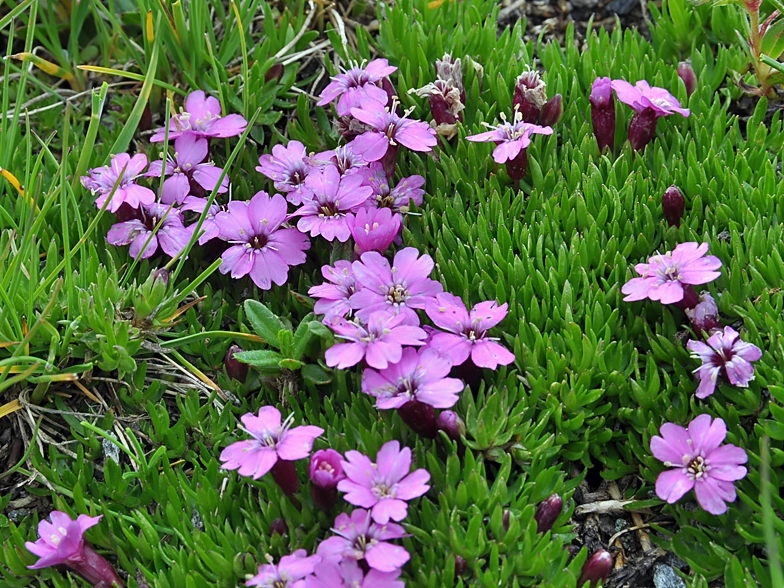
xmin=139 ymin=104 xmax=152 ymax=133
xmin=454 ymin=554 xmax=468 ymax=576
xmin=397 ymin=399 xmax=437 ymax=439
xmin=578 ymin=549 xmax=614 ymax=587
xmin=269 ymin=517 xmax=288 ymax=535
xmin=677 ymin=62 xmax=697 ymax=97
xmin=225 ymin=345 xmax=249 ymax=382
xmin=505 ymin=148 xmax=528 ymax=181
xmin=265 ymin=63 xmax=285 ymax=84
xmin=380 ymin=144 xmax=400 ymax=179
xmin=565 ymin=544 xmax=581 ymax=563
xmin=513 ymin=71 xmax=547 ymax=124
xmin=534 ymin=494 xmax=563 ymax=534
xmin=73 ymin=544 xmax=126 ymax=588
xmin=502 ymin=510 xmax=511 ymax=531
xmin=270 ymin=459 xmax=300 ymax=496
xmin=685 ymin=292 xmax=722 ymax=335
xmin=673 ymin=284 xmax=700 ymax=311
xmin=437 ymin=411 xmax=466 ymax=442
xmin=153 ymin=268 xmax=169 ymax=287
xmin=627 ymin=107 xmax=658 ymax=151
xmin=661 ymin=185 xmax=686 ymax=228
xmin=540 ymin=94 xmax=563 ymax=127
xmin=590 ymin=77 xmax=615 ymax=153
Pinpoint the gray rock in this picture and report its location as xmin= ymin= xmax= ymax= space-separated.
xmin=654 ymin=564 xmax=688 ymax=588
xmin=607 ymin=0 xmax=637 ymax=15
xmin=103 ymin=433 xmax=121 ymax=465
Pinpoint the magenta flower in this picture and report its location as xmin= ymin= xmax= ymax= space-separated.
xmin=360 ymin=162 xmax=426 ymax=213
xmin=611 ymin=80 xmax=690 ymax=117
xmin=425 ymin=293 xmax=515 ymax=369
xmin=247 ymin=550 xmax=321 ymax=588
xmin=309 ymin=261 xmax=360 ymax=321
xmin=347 ymin=207 xmax=401 ymax=256
xmin=256 ymin=141 xmax=313 ymax=205
xmin=338 ymin=440 xmax=430 ymax=524
xmin=590 ymin=76 xmax=615 ymax=152
xmin=310 ymin=449 xmax=345 ymax=489
xmin=350 ymin=100 xmax=438 ymax=162
xmin=293 ymin=165 xmax=373 ymax=242
xmin=686 ymin=326 xmax=762 ymax=399
xmin=621 ymin=242 xmax=722 ymax=305
xmin=466 ymin=113 xmax=553 ymax=165
xmin=309 ymin=143 xmax=368 ymax=177
xmin=316 ymin=509 xmax=409 ymax=572
xmin=150 ymin=90 xmax=247 ymax=142
xmin=145 ymin=134 xmax=229 ymax=205
xmin=317 ymin=59 xmax=398 ymax=116
xmin=325 ymin=312 xmax=427 ymax=370
xmin=81 ymin=153 xmax=155 ymax=213
xmin=107 ymin=202 xmax=192 ymax=259
xmin=350 ymin=248 xmax=443 ymax=324
xmin=651 ymin=414 xmax=748 ymax=515
xmin=180 ymin=196 xmax=222 ymax=245
xmin=362 ymin=347 xmax=464 ymax=411
xmin=219 ymin=406 xmax=324 ymax=480
xmin=215 ymin=191 xmax=311 ymax=290
xmin=306 ymin=559 xmax=404 ymax=588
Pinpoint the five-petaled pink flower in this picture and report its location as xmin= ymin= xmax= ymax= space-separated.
xmin=348 ymin=207 xmax=401 ymax=256
xmin=316 ymin=509 xmax=409 ymax=572
xmin=325 ymin=312 xmax=427 ymax=370
xmin=317 ymin=59 xmax=398 ymax=117
xmin=219 ymin=406 xmax=324 ymax=479
xmin=246 ymin=550 xmax=321 ymax=588
xmin=309 ymin=261 xmax=360 ymax=321
xmin=294 ymin=165 xmax=373 ymax=242
xmin=686 ymin=326 xmax=762 ymax=399
xmin=25 ymin=511 xmax=102 ymax=570
xmin=425 ymin=293 xmax=515 ymax=369
xmin=350 ymin=247 xmax=443 ymax=324
xmin=621 ymin=242 xmax=722 ymax=305
xmin=338 ymin=440 xmax=431 ymax=524
xmin=306 ymin=559 xmax=404 ymax=588
xmin=145 ymin=134 xmax=229 ymax=204
xmin=360 ymin=162 xmax=425 ymax=213
xmin=362 ymin=347 xmax=464 ymax=411
xmin=651 ymin=414 xmax=748 ymax=515
xmin=350 ymin=100 xmax=438 ymax=162
xmin=466 ymin=112 xmax=553 ymax=164
xmin=256 ymin=141 xmax=313 ymax=205
xmin=150 ymin=90 xmax=247 ymax=142
xmin=215 ymin=191 xmax=311 ymax=290
xmin=81 ymin=153 xmax=155 ymax=213
xmin=107 ymin=202 xmax=192 ymax=259
xmin=611 ymin=80 xmax=690 ymax=118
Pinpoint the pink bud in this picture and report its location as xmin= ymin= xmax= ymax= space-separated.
xmin=578 ymin=549 xmax=614 ymax=587
xmin=269 ymin=518 xmax=288 ymax=535
xmin=265 ymin=63 xmax=285 ymax=83
xmin=661 ymin=185 xmax=685 ymax=228
xmin=437 ymin=410 xmax=466 ymax=442
xmin=225 ymin=345 xmax=249 ymax=382
xmin=590 ymin=77 xmax=615 ymax=152
xmin=677 ymin=62 xmax=697 ymax=97
xmin=397 ymin=399 xmax=437 ymax=439
xmin=627 ymin=107 xmax=658 ymax=151
xmin=309 ymin=449 xmax=344 ymax=510
xmin=685 ymin=292 xmax=722 ymax=335
xmin=348 ymin=207 xmax=401 ymax=256
xmin=454 ymin=554 xmax=468 ymax=576
xmin=513 ymin=71 xmax=547 ymax=124
xmin=534 ymin=494 xmax=563 ymax=534
xmin=540 ymin=94 xmax=563 ymax=127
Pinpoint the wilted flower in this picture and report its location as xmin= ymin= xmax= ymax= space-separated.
xmin=150 ymin=90 xmax=247 ymax=142
xmin=513 ymin=70 xmax=548 ymax=124
xmin=215 ymin=191 xmax=311 ymax=290
xmin=686 ymin=326 xmax=762 ymax=398
xmin=318 ymin=59 xmax=398 ymax=116
xmin=256 ymin=141 xmax=313 ymax=205
xmin=360 ymin=162 xmax=425 ymax=213
xmin=246 ymin=550 xmax=321 ymax=588
xmin=348 ymin=207 xmax=401 ymax=256
xmin=678 ymin=62 xmax=697 ymax=97
xmin=589 ymin=76 xmax=615 ymax=152
xmin=107 ymin=202 xmax=192 ymax=260
xmin=306 ymin=559 xmax=404 ymax=588
xmin=661 ymin=185 xmax=685 ymax=228
xmin=651 ymin=414 xmax=748 ymax=514
xmin=412 ymin=53 xmax=466 ymax=139
xmin=685 ymin=292 xmax=722 ymax=335
xmin=81 ymin=153 xmax=155 ymax=213
xmin=578 ymin=550 xmax=614 ymax=588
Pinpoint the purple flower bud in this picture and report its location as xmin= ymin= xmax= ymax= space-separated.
xmin=673 ymin=284 xmax=700 ymax=312
xmin=677 ymin=62 xmax=697 ymax=97
xmin=534 ymin=494 xmax=563 ymax=534
xmin=269 ymin=518 xmax=288 ymax=535
xmin=309 ymin=449 xmax=344 ymax=511
xmin=578 ymin=549 xmax=614 ymax=587
xmin=437 ymin=410 xmax=466 ymax=442
xmin=397 ymin=399 xmax=437 ymax=439
xmin=662 ymin=185 xmax=686 ymax=228
xmin=265 ymin=63 xmax=285 ymax=84
xmin=454 ymin=554 xmax=468 ymax=576
xmin=153 ymin=268 xmax=169 ymax=287
xmin=564 ymin=544 xmax=581 ymax=563
xmin=685 ymin=292 xmax=722 ymax=335
xmin=505 ymin=148 xmax=528 ymax=181
xmin=513 ymin=71 xmax=547 ymax=124
xmin=225 ymin=345 xmax=249 ymax=382
xmin=590 ymin=77 xmax=615 ymax=152
xmin=540 ymin=94 xmax=563 ymax=127
xmin=627 ymin=107 xmax=658 ymax=151
xmin=502 ymin=510 xmax=511 ymax=531
xmin=270 ymin=458 xmax=300 ymax=496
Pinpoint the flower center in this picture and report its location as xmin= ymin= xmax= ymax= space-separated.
xmin=251 ymin=235 xmax=268 ymax=249
xmin=687 ymin=456 xmax=707 ymax=479
xmin=318 ymin=462 xmax=335 ymax=475
xmin=318 ymin=202 xmax=340 ymax=217
xmin=373 ymin=482 xmax=396 ymax=499
xmin=387 ymin=284 xmax=408 ymax=305
xmin=377 ymin=193 xmax=396 ymax=208
xmin=273 ymin=580 xmax=287 ymax=588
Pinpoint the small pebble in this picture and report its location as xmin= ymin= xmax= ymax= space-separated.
xmin=653 ymin=563 xmax=688 ymax=588
xmin=103 ymin=434 xmax=121 ymax=465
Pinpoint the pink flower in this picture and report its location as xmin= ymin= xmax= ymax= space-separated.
xmin=424 ymin=293 xmax=515 ymax=369
xmin=309 ymin=261 xmax=360 ymax=321
xmin=107 ymin=202 xmax=192 ymax=259
xmin=150 ymin=90 xmax=247 ymax=142
xmin=247 ymin=550 xmax=321 ymax=588
xmin=350 ymin=100 xmax=438 ymax=162
xmin=180 ymin=196 xmax=222 ymax=245
xmin=219 ymin=406 xmax=324 ymax=480
xmin=338 ymin=440 xmax=430 ymax=524
xmin=651 ymin=414 xmax=748 ymax=515
xmin=310 ymin=449 xmax=345 ymax=489
xmin=348 ymin=207 xmax=401 ymax=256
xmin=256 ymin=141 xmax=313 ymax=205
xmin=325 ymin=312 xmax=427 ymax=370
xmin=81 ymin=153 xmax=155 ymax=213
xmin=316 ymin=509 xmax=409 ymax=572
xmin=317 ymin=59 xmax=398 ymax=117
xmin=350 ymin=248 xmax=443 ymax=324
xmin=215 ymin=191 xmax=311 ymax=290
xmin=466 ymin=112 xmax=553 ymax=164
xmin=686 ymin=326 xmax=762 ymax=399
xmin=360 ymin=162 xmax=425 ymax=213
xmin=610 ymin=80 xmax=690 ymax=118
xmin=685 ymin=292 xmax=722 ymax=335
xmin=306 ymin=559 xmax=404 ymax=588
xmin=362 ymin=347 xmax=464 ymax=411
xmin=621 ymin=242 xmax=722 ymax=305
xmin=293 ymin=166 xmax=373 ymax=242
xmin=308 ymin=143 xmax=368 ymax=177
xmin=145 ymin=134 xmax=229 ymax=205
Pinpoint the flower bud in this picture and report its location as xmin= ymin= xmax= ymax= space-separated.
xmin=309 ymin=449 xmax=345 ymax=511
xmin=76 ymin=544 xmax=126 ymax=588
xmin=265 ymin=63 xmax=285 ymax=84
xmin=534 ymin=494 xmax=563 ymax=534
xmin=379 ymin=77 xmax=398 ymax=110
xmin=152 ymin=268 xmax=169 ymax=287
xmin=677 ymin=62 xmax=697 ymax=98
xmin=225 ymin=345 xmax=249 ymax=382
xmin=437 ymin=410 xmax=466 ymax=442
xmin=270 ymin=459 xmax=300 ymax=496
xmin=349 ymin=207 xmax=401 ymax=256
xmin=454 ymin=554 xmax=468 ymax=576
xmin=540 ymin=94 xmax=563 ymax=127
xmin=397 ymin=399 xmax=437 ymax=439
xmin=685 ymin=292 xmax=722 ymax=335
xmin=502 ymin=510 xmax=511 ymax=531
xmin=627 ymin=107 xmax=658 ymax=151
xmin=505 ymin=148 xmax=528 ymax=181
xmin=578 ymin=549 xmax=614 ymax=587
xmin=661 ymin=185 xmax=685 ymax=228
xmin=564 ymin=544 xmax=581 ymax=563
xmin=513 ymin=70 xmax=547 ymax=124
xmin=269 ymin=518 xmax=288 ymax=536
xmin=589 ymin=77 xmax=615 ymax=153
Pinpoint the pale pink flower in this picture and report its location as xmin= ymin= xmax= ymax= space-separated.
xmin=309 ymin=261 xmax=360 ymax=321
xmin=309 ymin=449 xmax=345 ymax=490
xmin=466 ymin=112 xmax=553 ymax=164
xmin=81 ymin=153 xmax=155 ymax=213
xmin=150 ymin=90 xmax=247 ymax=142
xmin=306 ymin=559 xmax=404 ymax=588
xmin=611 ymin=79 xmax=690 ymax=117
xmin=256 ymin=141 xmax=313 ymax=205
xmin=107 ymin=202 xmax=192 ymax=259
xmin=247 ymin=550 xmax=321 ymax=588
xmin=350 ymin=100 xmax=438 ymax=162
xmin=687 ymin=326 xmax=762 ymax=399
xmin=317 ymin=59 xmax=398 ymax=116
